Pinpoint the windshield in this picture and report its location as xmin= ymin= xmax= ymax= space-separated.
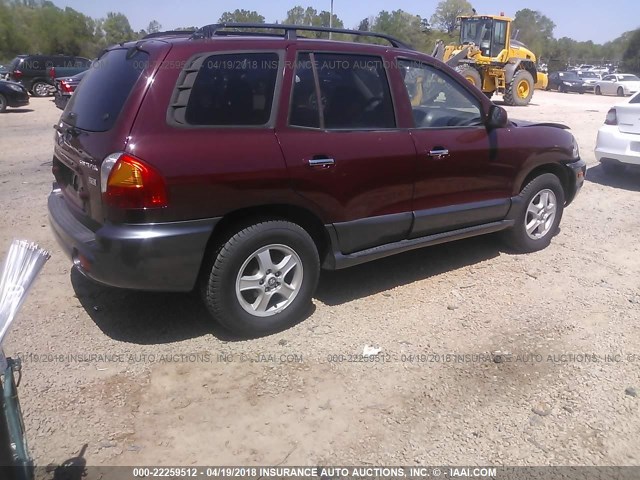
xmin=560 ymin=72 xmax=579 ymax=79
xmin=460 ymin=18 xmax=493 ymax=45
xmin=578 ymin=72 xmax=598 ymax=78
xmin=620 ymin=75 xmax=640 ymax=82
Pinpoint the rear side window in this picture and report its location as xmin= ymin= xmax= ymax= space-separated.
xmin=62 ymin=48 xmax=148 ymax=132
xmin=180 ymin=52 xmax=279 ymax=126
xmin=289 ymin=53 xmax=396 ymax=130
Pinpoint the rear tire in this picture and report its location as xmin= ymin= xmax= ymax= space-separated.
xmin=504 ymin=70 xmax=534 ymax=106
xmin=31 ymin=81 xmax=52 ymax=97
xmin=0 ymin=94 xmax=6 ymax=113
xmin=502 ymin=173 xmax=565 ymax=253
xmin=201 ymin=220 xmax=320 ymax=337
xmin=617 ymin=86 xmax=624 ymax=97
xmin=595 ymin=86 xmax=602 ymax=95
xmin=455 ymin=65 xmax=482 ymax=90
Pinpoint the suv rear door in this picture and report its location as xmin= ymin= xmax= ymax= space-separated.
xmin=276 ymin=48 xmax=417 ymax=255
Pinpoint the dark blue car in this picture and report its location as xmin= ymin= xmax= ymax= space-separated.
xmin=0 ymin=80 xmax=29 ymax=112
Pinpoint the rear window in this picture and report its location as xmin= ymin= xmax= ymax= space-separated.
xmin=9 ymin=57 xmax=24 ymax=70
xmin=62 ymin=48 xmax=148 ymax=132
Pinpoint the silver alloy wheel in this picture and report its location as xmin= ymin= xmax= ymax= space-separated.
xmin=33 ymin=82 xmax=51 ymax=97
xmin=235 ymin=244 xmax=303 ymax=317
xmin=525 ymin=188 xmax=557 ymax=240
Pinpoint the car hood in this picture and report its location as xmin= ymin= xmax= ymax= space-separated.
xmin=0 ymin=79 xmax=24 ymax=88
xmin=509 ymin=119 xmax=570 ymax=129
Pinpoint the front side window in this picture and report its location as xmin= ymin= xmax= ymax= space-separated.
xmin=185 ymin=52 xmax=279 ymax=126
xmin=399 ymin=60 xmax=482 ymax=128
xmin=289 ymin=53 xmax=395 ymax=130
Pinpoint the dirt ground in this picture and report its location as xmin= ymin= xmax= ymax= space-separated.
xmin=0 ymin=90 xmax=639 ymax=474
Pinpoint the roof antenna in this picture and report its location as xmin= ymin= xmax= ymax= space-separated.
xmin=472 ymin=8 xmax=477 ymax=14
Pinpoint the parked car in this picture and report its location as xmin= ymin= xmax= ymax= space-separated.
xmin=595 ymin=74 xmax=640 ymax=96
xmin=0 ymin=79 xmax=29 ymax=113
xmin=547 ymin=71 xmax=587 ymax=93
xmin=6 ymin=54 xmax=91 ymax=97
xmin=595 ymin=91 xmax=640 ymax=173
xmin=54 ymin=70 xmax=86 ymax=110
xmin=576 ymin=70 xmax=600 ymax=91
xmin=48 ymin=24 xmax=585 ymax=337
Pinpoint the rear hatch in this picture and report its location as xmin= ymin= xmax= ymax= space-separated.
xmin=616 ymin=95 xmax=640 ymax=135
xmin=53 ymin=42 xmax=170 ymax=226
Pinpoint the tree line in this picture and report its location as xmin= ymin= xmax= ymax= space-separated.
xmin=1 ymin=0 xmax=638 ymax=72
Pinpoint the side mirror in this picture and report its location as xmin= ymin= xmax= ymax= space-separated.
xmin=487 ymin=104 xmax=508 ymax=129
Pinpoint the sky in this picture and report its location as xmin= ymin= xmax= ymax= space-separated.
xmin=51 ymin=0 xmax=639 ymax=45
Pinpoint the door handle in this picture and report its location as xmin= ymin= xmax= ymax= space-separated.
xmin=427 ymin=148 xmax=449 ymax=159
xmin=308 ymin=157 xmax=335 ymax=167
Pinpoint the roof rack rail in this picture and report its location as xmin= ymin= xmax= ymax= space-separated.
xmin=143 ymin=30 xmax=195 ymax=39
xmin=191 ymin=23 xmax=414 ymax=50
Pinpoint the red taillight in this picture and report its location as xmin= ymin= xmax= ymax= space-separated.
xmin=49 ymin=67 xmax=55 ymax=79
xmin=104 ymin=154 xmax=168 ymax=209
xmin=605 ymin=108 xmax=617 ymax=125
xmin=14 ymin=69 xmax=22 ymax=79
xmin=60 ymin=81 xmax=73 ymax=93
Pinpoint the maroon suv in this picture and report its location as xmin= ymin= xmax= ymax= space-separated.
xmin=48 ymin=24 xmax=585 ymax=336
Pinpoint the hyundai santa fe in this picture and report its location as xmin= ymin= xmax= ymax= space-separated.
xmin=48 ymin=24 xmax=586 ymax=337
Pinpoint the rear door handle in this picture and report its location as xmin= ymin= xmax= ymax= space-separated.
xmin=308 ymin=158 xmax=335 ymax=167
xmin=428 ymin=148 xmax=449 ymax=159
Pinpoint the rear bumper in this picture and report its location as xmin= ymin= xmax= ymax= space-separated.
xmin=48 ymin=188 xmax=219 ymax=291
xmin=595 ymin=125 xmax=640 ymax=166
xmin=53 ymin=93 xmax=69 ymax=110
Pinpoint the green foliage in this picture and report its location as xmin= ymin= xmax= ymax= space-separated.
xmin=430 ymin=0 xmax=474 ymax=34
xmin=512 ymin=9 xmax=555 ymax=60
xmin=102 ymin=12 xmax=134 ymax=45
xmin=621 ymin=29 xmax=640 ymax=73
xmin=218 ymin=9 xmax=265 ymax=24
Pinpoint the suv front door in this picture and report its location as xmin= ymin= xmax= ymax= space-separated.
xmin=276 ymin=50 xmax=417 ymax=255
xmin=396 ymin=59 xmax=515 ymax=238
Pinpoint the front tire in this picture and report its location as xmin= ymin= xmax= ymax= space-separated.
xmin=502 ymin=173 xmax=565 ymax=253
xmin=201 ymin=221 xmax=320 ymax=337
xmin=595 ymin=86 xmax=602 ymax=95
xmin=0 ymin=94 xmax=6 ymax=113
xmin=617 ymin=86 xmax=625 ymax=97
xmin=504 ymin=70 xmax=534 ymax=106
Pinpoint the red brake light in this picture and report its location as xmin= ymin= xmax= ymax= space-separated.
xmin=60 ymin=81 xmax=73 ymax=93
xmin=14 ymin=69 xmax=22 ymax=79
xmin=604 ymin=108 xmax=617 ymax=125
xmin=49 ymin=67 xmax=55 ymax=79
xmin=104 ymin=154 xmax=167 ymax=209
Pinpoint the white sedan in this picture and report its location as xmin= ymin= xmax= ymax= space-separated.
xmin=595 ymin=91 xmax=640 ymax=173
xmin=595 ymin=74 xmax=640 ymax=96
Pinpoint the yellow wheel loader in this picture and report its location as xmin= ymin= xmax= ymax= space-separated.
xmin=434 ymin=13 xmax=548 ymax=106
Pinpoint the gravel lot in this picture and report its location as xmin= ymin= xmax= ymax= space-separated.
xmin=0 ymin=90 xmax=639 ymax=473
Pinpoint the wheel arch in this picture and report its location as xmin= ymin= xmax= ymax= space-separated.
xmin=505 ymin=60 xmax=537 ymax=85
xmin=517 ymin=163 xmax=571 ymax=204
xmin=197 ymin=204 xmax=331 ymax=283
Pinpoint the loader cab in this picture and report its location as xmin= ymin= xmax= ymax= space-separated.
xmin=459 ymin=16 xmax=509 ymax=60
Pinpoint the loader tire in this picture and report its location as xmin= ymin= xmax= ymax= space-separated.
xmin=504 ymin=70 xmax=534 ymax=106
